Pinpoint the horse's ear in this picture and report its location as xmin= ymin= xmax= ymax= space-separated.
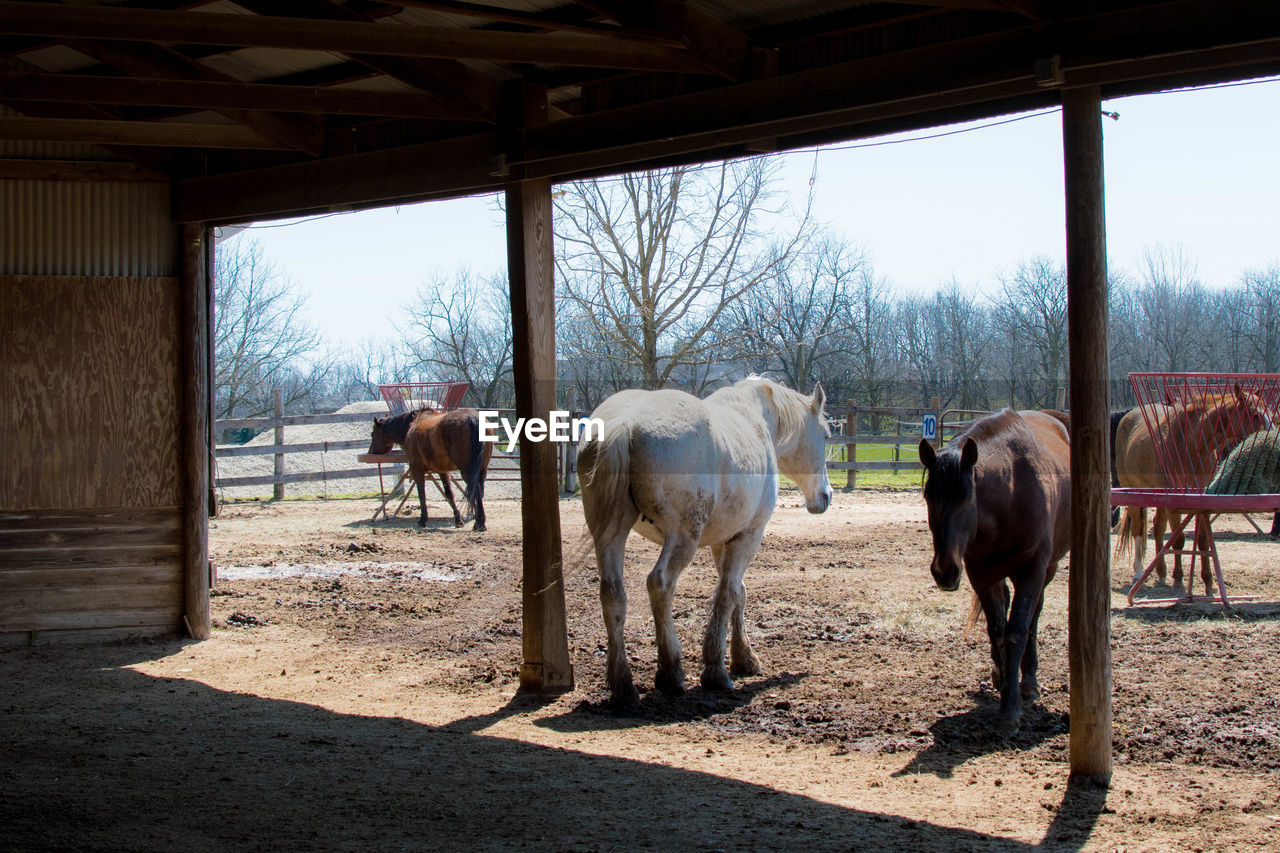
xmin=810 ymin=382 xmax=826 ymax=413
xmin=960 ymin=437 xmax=979 ymax=471
xmin=918 ymin=438 xmax=937 ymax=470
xmin=1233 ymin=381 xmax=1246 ymax=403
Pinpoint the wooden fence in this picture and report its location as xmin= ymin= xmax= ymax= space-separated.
xmin=214 ymin=397 xmax=996 ymax=498
xmin=213 ymin=407 xmax=544 ymax=498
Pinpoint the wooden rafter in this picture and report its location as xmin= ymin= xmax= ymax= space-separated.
xmin=0 ymin=71 xmax=470 ymax=119
xmin=232 ymin=0 xmax=503 ymax=126
xmin=389 ymin=0 xmax=687 ymax=44
xmin=0 ymin=1 xmax=711 ymax=73
xmin=0 ymin=115 xmax=290 ymax=149
xmin=68 ymin=39 xmax=326 ymax=156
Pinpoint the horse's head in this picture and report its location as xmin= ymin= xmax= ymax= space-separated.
xmin=1197 ymin=383 xmax=1275 ymax=467
xmin=772 ymin=382 xmax=833 ymax=514
xmin=918 ymin=436 xmax=978 ymax=592
xmin=368 ymin=416 xmax=395 ymax=454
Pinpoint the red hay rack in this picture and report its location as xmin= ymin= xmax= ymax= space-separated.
xmin=1112 ymin=372 xmax=1280 ymax=608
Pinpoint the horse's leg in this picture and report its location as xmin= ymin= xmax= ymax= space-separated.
xmin=595 ymin=511 xmax=639 ymax=705
xmin=1196 ymin=513 xmax=1214 ymax=596
xmin=412 ymin=468 xmax=429 ymax=528
xmin=1019 ymin=584 xmax=1049 ymax=703
xmin=974 ymin=579 xmax=1009 ymax=691
xmin=647 ymin=532 xmax=699 ymax=695
xmin=1129 ymin=507 xmax=1148 ymax=587
xmin=437 ymin=473 xmax=463 ymax=527
xmin=705 ymin=529 xmax=766 ymax=689
xmin=996 ymin=565 xmax=1048 ymax=735
xmin=1165 ymin=510 xmax=1185 ymax=590
xmin=471 ymin=467 xmax=487 ymax=532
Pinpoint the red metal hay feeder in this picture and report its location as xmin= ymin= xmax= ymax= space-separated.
xmin=1112 ymin=372 xmax=1280 ymax=608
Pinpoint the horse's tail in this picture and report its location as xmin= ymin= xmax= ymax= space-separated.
xmin=1113 ymin=505 xmax=1145 ymax=560
xmin=460 ymin=413 xmax=487 ymax=518
xmin=962 ymin=591 xmax=984 ymax=640
xmin=576 ymin=421 xmax=634 ymax=556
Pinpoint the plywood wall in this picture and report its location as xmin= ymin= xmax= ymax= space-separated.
xmin=0 ymin=274 xmax=183 ymax=639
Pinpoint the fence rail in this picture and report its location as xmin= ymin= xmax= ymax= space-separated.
xmin=213 ymin=397 xmax=993 ymax=497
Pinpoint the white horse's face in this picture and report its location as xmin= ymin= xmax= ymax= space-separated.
xmin=780 ymin=384 xmax=833 ymax=514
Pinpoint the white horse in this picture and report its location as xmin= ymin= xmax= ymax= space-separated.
xmin=578 ymin=377 xmax=833 ymax=704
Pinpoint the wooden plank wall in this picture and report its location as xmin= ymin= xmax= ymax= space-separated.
xmin=0 ymin=274 xmax=183 ymax=642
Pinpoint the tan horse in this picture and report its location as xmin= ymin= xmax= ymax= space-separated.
xmin=579 ymin=377 xmax=832 ymax=705
xmin=1114 ymin=385 xmax=1272 ymax=593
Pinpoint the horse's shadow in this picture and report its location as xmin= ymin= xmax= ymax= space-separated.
xmin=528 ymin=672 xmax=808 ymax=734
xmin=342 ymin=514 xmax=467 ymax=532
xmin=892 ymin=689 xmax=1067 ymax=780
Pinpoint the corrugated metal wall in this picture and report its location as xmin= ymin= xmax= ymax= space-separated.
xmin=0 ymin=179 xmax=177 ymax=276
xmin=0 ymin=124 xmax=179 ymax=277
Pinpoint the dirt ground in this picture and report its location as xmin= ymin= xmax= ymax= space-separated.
xmin=4 ymin=489 xmax=1280 ymax=851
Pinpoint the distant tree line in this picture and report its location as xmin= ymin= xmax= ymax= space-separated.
xmin=214 ymin=163 xmax=1280 ymax=431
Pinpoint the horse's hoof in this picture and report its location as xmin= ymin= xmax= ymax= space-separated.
xmin=473 ymin=523 xmax=486 ymax=532
xmin=417 ymin=520 xmax=427 ymax=528
xmin=995 ymin=714 xmax=1021 ymax=737
xmin=608 ymin=684 xmax=640 ymax=709
xmin=655 ymin=668 xmax=686 ymax=695
xmin=1020 ymin=677 xmax=1041 ymax=702
xmin=700 ymin=667 xmax=735 ymax=692
xmin=729 ymin=657 xmax=762 ymax=678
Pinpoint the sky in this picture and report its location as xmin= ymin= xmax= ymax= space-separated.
xmin=219 ymin=76 xmax=1280 ymax=350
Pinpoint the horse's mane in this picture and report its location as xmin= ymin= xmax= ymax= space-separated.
xmin=718 ymin=376 xmax=826 ymax=453
xmin=376 ymin=407 xmax=426 ymax=443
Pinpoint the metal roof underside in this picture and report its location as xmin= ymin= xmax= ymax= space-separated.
xmin=1 ymin=0 xmax=1277 ymax=224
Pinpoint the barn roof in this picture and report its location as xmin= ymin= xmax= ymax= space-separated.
xmin=2 ymin=0 xmax=1277 ymax=224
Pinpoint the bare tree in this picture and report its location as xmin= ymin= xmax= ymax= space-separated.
xmin=996 ymin=256 xmax=1069 ymax=407
xmin=728 ymin=234 xmax=865 ymax=392
xmin=555 ymin=158 xmax=811 ymax=389
xmin=1242 ymin=263 xmax=1280 ymax=372
xmin=1135 ymin=243 xmax=1209 ymax=370
xmin=214 ymin=237 xmax=331 ymax=419
xmin=401 ymin=268 xmax=513 ymax=409
xmin=324 ymin=338 xmax=415 ymax=407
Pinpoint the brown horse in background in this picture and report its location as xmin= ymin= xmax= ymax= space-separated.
xmin=919 ymin=409 xmax=1070 ymax=736
xmin=1114 ymin=384 xmax=1272 ymax=594
xmin=368 ymin=407 xmax=492 ymax=531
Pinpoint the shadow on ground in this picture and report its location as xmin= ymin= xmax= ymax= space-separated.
xmin=0 ymin=643 xmax=1108 ymax=852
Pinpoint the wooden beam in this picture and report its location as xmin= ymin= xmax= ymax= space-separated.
xmin=391 ymin=0 xmax=687 ymax=44
xmin=68 ymin=39 xmax=326 ymax=157
xmin=232 ymin=0 xmax=503 ymax=125
xmin=173 ymin=131 xmax=500 ymax=222
xmin=0 ymin=116 xmax=291 ymax=149
xmin=174 ymin=0 xmax=1280 ymax=224
xmin=0 ymin=158 xmax=166 ymax=182
xmin=181 ymin=223 xmax=212 ymax=641
xmin=0 ymin=1 xmax=707 ymax=73
xmin=1063 ymin=84 xmax=1112 ymax=783
xmin=0 ymin=70 xmax=472 ymax=119
xmin=508 ymin=83 xmax=573 ymax=695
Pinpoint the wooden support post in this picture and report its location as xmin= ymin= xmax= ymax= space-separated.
xmin=564 ymin=386 xmax=578 ymax=494
xmin=507 ymin=83 xmax=573 ymax=693
xmin=272 ymin=388 xmax=285 ymax=500
xmin=930 ymin=396 xmax=941 ymax=447
xmin=181 ymin=223 xmax=211 ymax=640
xmin=1063 ymin=84 xmax=1113 ymax=782
xmin=844 ymin=398 xmax=856 ymax=491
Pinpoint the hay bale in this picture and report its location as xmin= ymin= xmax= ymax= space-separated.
xmin=1205 ymin=429 xmax=1280 ymax=495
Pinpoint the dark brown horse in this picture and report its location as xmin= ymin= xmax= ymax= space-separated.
xmin=918 ymin=409 xmax=1070 ymax=735
xmin=369 ymin=407 xmax=492 ymax=531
